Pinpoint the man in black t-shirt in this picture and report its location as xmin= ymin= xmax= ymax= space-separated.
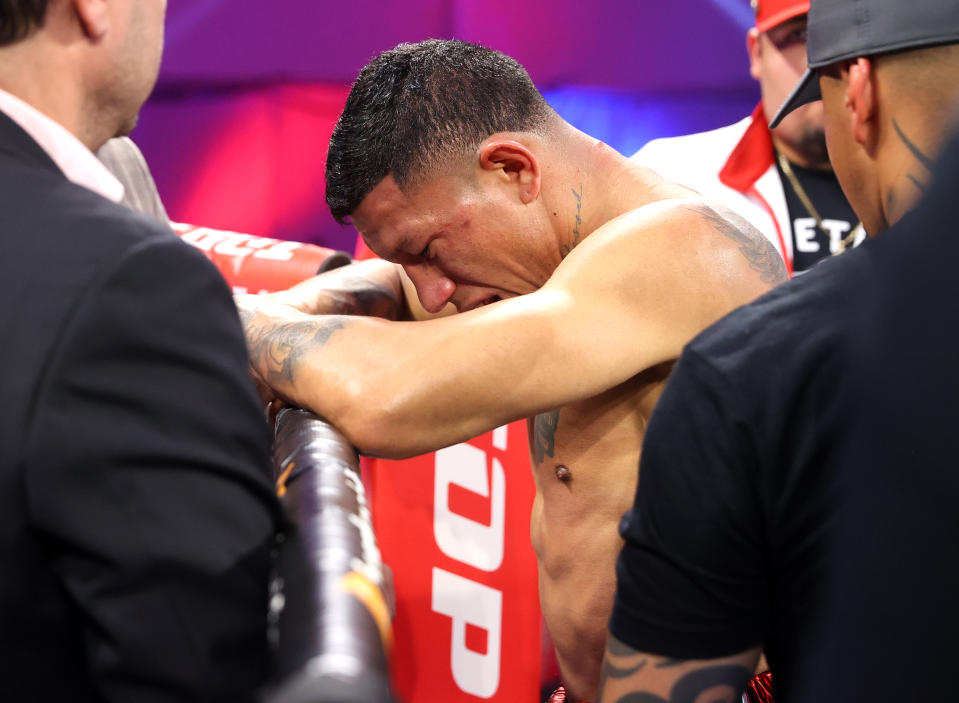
xmin=598 ymin=0 xmax=959 ymax=701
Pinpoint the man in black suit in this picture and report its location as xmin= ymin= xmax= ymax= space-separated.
xmin=0 ymin=2 xmax=281 ymax=701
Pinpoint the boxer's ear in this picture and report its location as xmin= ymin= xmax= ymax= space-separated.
xmin=477 ymin=139 xmax=541 ymax=204
xmin=846 ymin=57 xmax=876 ymax=148
xmin=73 ymin=0 xmax=110 ymax=40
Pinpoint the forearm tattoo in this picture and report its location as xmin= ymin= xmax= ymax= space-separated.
xmin=597 ymin=641 xmax=751 ymax=703
xmin=241 ymin=310 xmax=349 ymax=388
xmin=683 ymin=203 xmax=788 ymax=285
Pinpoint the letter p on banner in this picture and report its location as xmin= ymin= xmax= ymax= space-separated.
xmin=431 ymin=568 xmax=502 ymax=698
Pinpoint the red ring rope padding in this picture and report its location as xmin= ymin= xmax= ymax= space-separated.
xmin=174 ymin=223 xmax=351 ymax=294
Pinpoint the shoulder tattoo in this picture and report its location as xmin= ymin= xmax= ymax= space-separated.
xmin=683 ymin=203 xmax=788 ymax=286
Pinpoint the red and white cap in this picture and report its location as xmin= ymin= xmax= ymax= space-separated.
xmin=751 ymin=0 xmax=809 ymax=33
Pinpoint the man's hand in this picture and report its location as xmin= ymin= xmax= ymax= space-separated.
xmin=596 ymin=634 xmax=760 ymax=703
xmin=259 ymin=259 xmax=407 ymax=318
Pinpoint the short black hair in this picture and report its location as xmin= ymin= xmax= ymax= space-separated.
xmin=0 ymin=0 xmax=48 ymax=46
xmin=325 ymin=39 xmax=553 ymax=224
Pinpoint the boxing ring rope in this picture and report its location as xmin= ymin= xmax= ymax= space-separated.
xmin=263 ymin=408 xmax=395 ymax=703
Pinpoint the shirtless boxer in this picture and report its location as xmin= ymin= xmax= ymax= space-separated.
xmin=237 ymin=40 xmax=786 ymax=701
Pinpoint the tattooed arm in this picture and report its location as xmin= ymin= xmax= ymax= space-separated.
xmin=597 ymin=635 xmax=760 ymax=703
xmin=236 ymin=198 xmax=781 ymax=458
xmin=236 ymin=258 xmax=451 ymax=405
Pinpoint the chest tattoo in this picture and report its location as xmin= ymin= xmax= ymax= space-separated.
xmin=532 ymin=410 xmax=560 ymax=464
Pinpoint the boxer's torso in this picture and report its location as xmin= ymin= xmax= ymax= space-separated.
xmin=527 ymin=359 xmax=674 ymax=699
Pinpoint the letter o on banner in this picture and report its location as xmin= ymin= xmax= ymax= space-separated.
xmin=433 ymin=443 xmax=506 ymax=572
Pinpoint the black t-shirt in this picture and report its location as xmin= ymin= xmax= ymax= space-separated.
xmin=795 ymin=134 xmax=959 ymax=702
xmin=776 ymin=159 xmax=862 ymax=273
xmin=610 ymin=129 xmax=959 ymax=703
xmin=610 ymin=252 xmax=860 ymax=699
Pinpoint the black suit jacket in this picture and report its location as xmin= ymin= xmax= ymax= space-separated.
xmin=0 ymin=112 xmax=281 ymax=701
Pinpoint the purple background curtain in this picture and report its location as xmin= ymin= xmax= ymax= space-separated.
xmin=134 ymin=0 xmax=760 ymax=253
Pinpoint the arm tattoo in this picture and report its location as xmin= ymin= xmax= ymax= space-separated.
xmin=599 ymin=659 xmax=752 ymax=703
xmin=654 ymin=659 xmax=687 ymax=669
xmin=596 ymin=657 xmax=648 ymax=701
xmin=607 ymin=636 xmax=641 ymax=656
xmin=683 ymin=204 xmax=788 ymax=286
xmin=562 ymin=184 xmax=585 ymax=256
xmin=318 ymin=275 xmax=402 ymax=319
xmin=243 ymin=312 xmax=348 ymax=387
xmin=530 ymin=409 xmax=560 ymax=463
xmin=892 ymin=119 xmax=934 ymax=197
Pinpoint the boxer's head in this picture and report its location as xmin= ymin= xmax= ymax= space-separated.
xmin=747 ymin=0 xmax=829 ymax=168
xmin=0 ymin=0 xmax=166 ymax=149
xmin=772 ymin=0 xmax=959 ymax=235
xmin=327 ymin=40 xmax=562 ymax=313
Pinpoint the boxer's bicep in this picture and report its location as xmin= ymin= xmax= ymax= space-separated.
xmin=537 ymin=214 xmax=707 ymax=373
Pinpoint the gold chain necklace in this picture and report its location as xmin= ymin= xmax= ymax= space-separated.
xmin=777 ymin=152 xmax=863 ymax=255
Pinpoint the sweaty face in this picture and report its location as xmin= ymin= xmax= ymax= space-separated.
xmin=103 ymin=0 xmax=167 ymax=137
xmin=754 ymin=16 xmax=829 ymax=167
xmin=350 ymin=173 xmax=557 ymax=314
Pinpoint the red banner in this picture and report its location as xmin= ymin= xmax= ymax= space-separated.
xmin=366 ymin=423 xmax=541 ymax=702
xmin=174 ymin=222 xmax=350 ymax=294
xmin=353 ymin=237 xmax=543 ymax=701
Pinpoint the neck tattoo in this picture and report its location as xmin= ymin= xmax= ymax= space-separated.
xmin=892 ymin=119 xmax=933 ymax=195
xmin=562 ymin=184 xmax=584 ymax=256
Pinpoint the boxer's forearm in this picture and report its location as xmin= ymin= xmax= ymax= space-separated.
xmin=265 ymin=259 xmax=409 ymax=320
xmin=241 ymin=311 xmax=498 ymax=457
xmin=238 ymin=298 xmax=576 ymax=458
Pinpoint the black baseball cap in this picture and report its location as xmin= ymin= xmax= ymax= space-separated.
xmin=769 ymin=0 xmax=959 ymax=128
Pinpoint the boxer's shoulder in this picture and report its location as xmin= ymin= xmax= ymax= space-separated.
xmin=605 ymin=196 xmax=787 ymax=291
xmin=544 ymin=196 xmax=784 ymax=347
xmin=563 ymin=195 xmax=779 ymax=283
